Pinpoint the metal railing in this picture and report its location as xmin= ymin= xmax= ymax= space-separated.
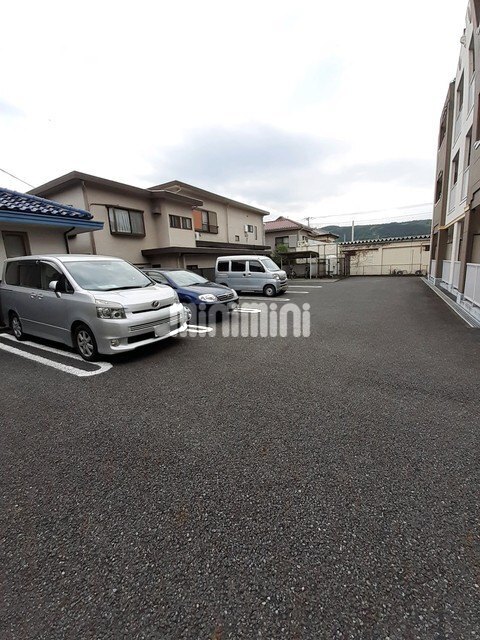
xmin=442 ymin=260 xmax=461 ymax=288
xmin=464 ymin=263 xmax=480 ymax=306
xmin=454 ymin=108 xmax=463 ymax=141
xmin=461 ymin=167 xmax=470 ymax=201
xmin=449 ymin=183 xmax=457 ymax=212
xmin=469 ymin=74 xmax=476 ymax=113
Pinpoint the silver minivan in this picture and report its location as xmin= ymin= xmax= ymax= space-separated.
xmin=0 ymin=255 xmax=188 ymax=360
xmin=215 ymin=255 xmax=288 ymax=296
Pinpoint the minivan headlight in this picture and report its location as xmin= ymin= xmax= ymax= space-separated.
xmin=95 ymin=301 xmax=126 ymax=319
xmin=199 ymin=294 xmax=218 ymax=302
xmin=272 ymin=273 xmax=280 ymax=280
xmin=172 ymin=291 xmax=179 ymax=303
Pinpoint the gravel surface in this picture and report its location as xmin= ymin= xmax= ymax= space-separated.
xmin=1 ymin=277 xmax=479 ymax=639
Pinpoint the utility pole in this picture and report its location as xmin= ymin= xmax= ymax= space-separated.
xmin=351 ymin=220 xmax=355 ymax=242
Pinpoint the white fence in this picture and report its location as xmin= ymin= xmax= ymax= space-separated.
xmin=441 ymin=260 xmax=461 ymax=289
xmin=464 ymin=263 xmax=480 ymax=306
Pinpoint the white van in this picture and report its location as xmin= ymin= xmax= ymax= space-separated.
xmin=0 ymin=255 xmax=188 ymax=360
xmin=215 ymin=255 xmax=288 ymax=297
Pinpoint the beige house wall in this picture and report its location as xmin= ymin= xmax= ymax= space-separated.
xmin=0 ymin=222 xmax=69 ymax=266
xmin=342 ymin=240 xmax=431 ymax=276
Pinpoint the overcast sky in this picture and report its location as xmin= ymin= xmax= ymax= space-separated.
xmin=0 ymin=0 xmax=466 ymax=226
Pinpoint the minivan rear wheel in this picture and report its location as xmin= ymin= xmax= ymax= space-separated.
xmin=74 ymin=324 xmax=99 ymax=361
xmin=263 ymin=284 xmax=277 ymax=297
xmin=10 ymin=313 xmax=26 ymax=341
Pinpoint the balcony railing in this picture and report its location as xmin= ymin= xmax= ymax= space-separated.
xmin=453 ymin=260 xmax=461 ymax=289
xmin=429 ymin=259 xmax=437 ymax=278
xmin=454 ymin=108 xmax=463 ymax=142
xmin=464 ymin=263 xmax=480 ymax=306
xmin=461 ymin=167 xmax=470 ymax=201
xmin=468 ymin=74 xmax=476 ymax=113
xmin=442 ymin=260 xmax=451 ymax=282
xmin=449 ymin=182 xmax=457 ymax=212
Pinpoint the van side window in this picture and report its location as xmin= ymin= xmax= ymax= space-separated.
xmin=41 ymin=263 xmax=63 ymax=291
xmin=4 ymin=262 xmax=20 ymax=285
xmin=217 ymin=261 xmax=229 ymax=272
xmin=248 ymin=261 xmax=265 ymax=273
xmin=18 ymin=262 xmax=41 ymax=288
xmin=231 ymin=260 xmax=246 ymax=272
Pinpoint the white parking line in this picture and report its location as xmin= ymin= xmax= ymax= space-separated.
xmin=289 ymin=285 xmax=322 ymax=288
xmin=285 ymin=291 xmax=310 ymax=294
xmin=235 ymin=308 xmax=262 ymax=314
xmin=0 ymin=339 xmax=112 ymax=377
xmin=239 ymin=297 xmax=291 ymax=302
xmin=186 ymin=325 xmax=213 ymax=334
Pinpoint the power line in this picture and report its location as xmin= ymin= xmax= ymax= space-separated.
xmin=302 ymin=202 xmax=433 ymax=222
xmin=0 ymin=167 xmax=34 ymax=189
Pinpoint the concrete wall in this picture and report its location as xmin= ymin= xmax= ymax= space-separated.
xmin=341 ymin=240 xmax=430 ymax=276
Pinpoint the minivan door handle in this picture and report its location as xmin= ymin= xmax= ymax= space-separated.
xmin=37 ymin=294 xmax=44 ymax=299
xmin=30 ymin=293 xmax=37 ymax=299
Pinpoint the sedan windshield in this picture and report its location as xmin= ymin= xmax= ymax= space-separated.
xmin=260 ymin=258 xmax=281 ymax=272
xmin=165 ymin=271 xmax=209 ymax=287
xmin=65 ymin=260 xmax=153 ymax=291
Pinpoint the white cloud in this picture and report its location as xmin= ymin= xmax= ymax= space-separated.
xmin=0 ymin=0 xmax=466 ymax=224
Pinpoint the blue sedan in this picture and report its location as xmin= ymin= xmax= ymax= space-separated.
xmin=143 ymin=269 xmax=239 ymax=321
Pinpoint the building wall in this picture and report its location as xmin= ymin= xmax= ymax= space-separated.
xmin=0 ymin=222 xmax=71 ymax=266
xmin=445 ymin=6 xmax=476 ymax=227
xmin=341 ymin=239 xmax=430 ymax=276
xmin=432 ymin=83 xmax=455 ymax=235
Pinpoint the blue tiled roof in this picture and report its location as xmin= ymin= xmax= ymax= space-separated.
xmin=0 ymin=187 xmax=93 ymax=220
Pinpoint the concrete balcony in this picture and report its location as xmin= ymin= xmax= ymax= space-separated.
xmin=468 ymin=74 xmax=476 ymax=113
xmin=454 ymin=108 xmax=463 ymax=142
xmin=449 ymin=182 xmax=457 ymax=212
xmin=461 ymin=167 xmax=470 ymax=201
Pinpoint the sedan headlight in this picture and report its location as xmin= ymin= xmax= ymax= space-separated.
xmin=199 ymin=294 xmax=218 ymax=302
xmin=95 ymin=300 xmax=126 ymax=319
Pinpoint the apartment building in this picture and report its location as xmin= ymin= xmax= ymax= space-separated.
xmin=430 ymin=0 xmax=480 ymax=321
xmin=29 ymin=172 xmax=270 ymax=272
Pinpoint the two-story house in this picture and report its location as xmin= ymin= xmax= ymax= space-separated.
xmin=29 ymin=172 xmax=271 ymax=274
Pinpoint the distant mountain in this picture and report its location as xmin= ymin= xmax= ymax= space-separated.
xmin=323 ymin=219 xmax=431 ymax=242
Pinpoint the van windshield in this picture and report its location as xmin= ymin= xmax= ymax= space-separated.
xmin=260 ymin=258 xmax=281 ymax=272
xmin=64 ymin=260 xmax=153 ymax=291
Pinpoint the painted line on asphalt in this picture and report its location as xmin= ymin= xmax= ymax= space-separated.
xmin=285 ymin=291 xmax=310 ymax=294
xmin=0 ymin=341 xmax=112 ymax=377
xmin=1 ymin=333 xmax=101 ymax=362
xmin=239 ymin=297 xmax=291 ymax=302
xmin=289 ymin=285 xmax=323 ymax=289
xmin=186 ymin=325 xmax=213 ymax=334
xmin=235 ymin=308 xmax=262 ymax=314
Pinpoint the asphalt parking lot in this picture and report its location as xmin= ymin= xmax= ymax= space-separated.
xmin=1 ymin=277 xmax=480 ymax=639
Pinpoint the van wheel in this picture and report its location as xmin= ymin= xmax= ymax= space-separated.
xmin=74 ymin=324 xmax=99 ymax=361
xmin=10 ymin=313 xmax=26 ymax=341
xmin=263 ymin=284 xmax=277 ymax=297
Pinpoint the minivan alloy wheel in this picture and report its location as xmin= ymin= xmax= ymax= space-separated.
xmin=74 ymin=325 xmax=98 ymax=361
xmin=10 ymin=314 xmax=25 ymax=340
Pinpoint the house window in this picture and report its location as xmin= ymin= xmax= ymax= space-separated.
xmin=254 ymin=226 xmax=258 ymax=240
xmin=169 ymin=215 xmax=181 ymax=228
xmin=465 ymin=127 xmax=473 ymax=167
xmin=435 ymin=173 xmax=443 ymax=203
xmin=469 ymin=37 xmax=476 ymax=81
xmin=181 ymin=217 xmax=192 ymax=230
xmin=423 ymin=245 xmax=431 ymax=252
xmin=2 ymin=232 xmax=29 ymax=258
xmin=246 ymin=224 xmax=254 ymax=233
xmin=275 ymin=236 xmax=289 ymax=247
xmin=193 ymin=209 xmax=218 ymax=234
xmin=108 ymin=207 xmax=145 ymax=236
xmin=235 ymin=235 xmax=240 ymax=241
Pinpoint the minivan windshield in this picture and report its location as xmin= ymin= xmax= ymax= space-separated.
xmin=260 ymin=258 xmax=281 ymax=272
xmin=64 ymin=260 xmax=154 ymax=291
xmin=165 ymin=271 xmax=208 ymax=287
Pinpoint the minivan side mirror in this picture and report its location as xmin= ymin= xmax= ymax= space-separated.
xmin=49 ymin=280 xmax=61 ymax=297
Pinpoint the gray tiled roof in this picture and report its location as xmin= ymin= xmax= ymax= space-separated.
xmin=0 ymin=188 xmax=92 ymax=220
xmin=340 ymin=234 xmax=430 ymax=246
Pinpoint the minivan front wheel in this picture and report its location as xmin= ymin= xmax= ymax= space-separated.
xmin=10 ymin=313 xmax=26 ymax=341
xmin=263 ymin=284 xmax=277 ymax=297
xmin=74 ymin=324 xmax=98 ymax=361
